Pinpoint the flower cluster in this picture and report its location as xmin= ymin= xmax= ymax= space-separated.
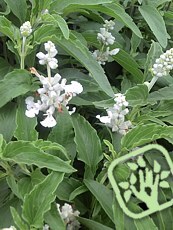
xmin=151 ymin=48 xmax=173 ymax=77
xmin=93 ymin=20 xmax=119 ymax=65
xmin=36 ymin=41 xmax=58 ymax=69
xmin=43 ymin=203 xmax=80 ymax=230
xmin=25 ymin=41 xmax=83 ymax=128
xmin=20 ymin=21 xmax=32 ymax=37
xmin=96 ymin=93 xmax=132 ymax=135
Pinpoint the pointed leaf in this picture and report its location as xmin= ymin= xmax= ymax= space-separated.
xmin=124 ymin=190 xmax=132 ymax=202
xmin=153 ymin=160 xmax=161 ymax=173
xmin=160 ymin=171 xmax=170 ymax=180
xmin=72 ymin=114 xmax=102 ymax=176
xmin=118 ymin=182 xmax=129 ymax=190
xmin=139 ymin=5 xmax=169 ymax=48
xmin=10 ymin=207 xmax=28 ymax=230
xmin=22 ymin=172 xmax=64 ymax=228
xmin=78 ymin=217 xmax=114 ymax=230
xmin=137 ymin=156 xmax=146 ymax=168
xmin=130 ymin=173 xmax=137 ymax=185
xmin=159 ymin=181 xmax=170 ymax=188
xmin=3 ymin=141 xmax=75 ymax=173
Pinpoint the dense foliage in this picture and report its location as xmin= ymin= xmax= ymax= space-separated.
xmin=0 ymin=0 xmax=173 ymax=229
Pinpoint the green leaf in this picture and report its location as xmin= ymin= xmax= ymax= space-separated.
xmin=118 ymin=182 xmax=129 ymax=190
xmin=113 ymin=49 xmax=144 ymax=84
xmin=160 ymin=171 xmax=170 ymax=180
xmin=139 ymin=5 xmax=169 ymax=48
xmin=0 ymin=16 xmax=19 ymax=42
xmin=10 ymin=207 xmax=28 ymax=230
xmin=149 ymin=85 xmax=173 ymax=102
xmin=78 ymin=217 xmax=114 ymax=230
xmin=0 ymin=57 xmax=13 ymax=80
xmin=4 ymin=0 xmax=27 ymax=22
xmin=130 ymin=173 xmax=137 ymax=185
xmin=3 ymin=141 xmax=75 ymax=173
xmin=159 ymin=181 xmax=170 ymax=188
xmin=127 ymin=162 xmax=138 ymax=171
xmin=153 ymin=160 xmax=161 ymax=173
xmin=84 ymin=179 xmax=114 ymax=222
xmin=48 ymin=108 xmax=76 ymax=161
xmin=144 ymin=41 xmax=163 ymax=81
xmin=72 ymin=114 xmax=102 ymax=177
xmin=0 ymin=69 xmax=36 ymax=108
xmin=54 ymin=32 xmax=114 ymax=97
xmin=125 ymin=84 xmax=149 ymax=106
xmin=22 ymin=172 xmax=64 ymax=228
xmin=14 ymin=99 xmax=38 ymax=141
xmin=44 ymin=203 xmax=65 ymax=230
xmin=50 ymin=0 xmax=113 ymax=13
xmin=137 ymin=156 xmax=146 ymax=168
xmin=0 ymin=102 xmax=17 ymax=142
xmin=122 ymin=124 xmax=170 ymax=150
xmin=124 ymin=190 xmax=132 ymax=202
xmin=69 ymin=185 xmax=88 ymax=201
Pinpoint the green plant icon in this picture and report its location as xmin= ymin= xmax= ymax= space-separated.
xmin=108 ymin=144 xmax=173 ymax=219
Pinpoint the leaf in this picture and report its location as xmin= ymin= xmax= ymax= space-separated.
xmin=153 ymin=160 xmax=161 ymax=173
xmin=144 ymin=41 xmax=163 ymax=81
xmin=0 ymin=69 xmax=36 ymax=108
xmin=22 ymin=172 xmax=64 ymax=228
xmin=125 ymin=84 xmax=149 ymax=106
xmin=14 ymin=99 xmax=38 ymax=141
xmin=130 ymin=173 xmax=137 ymax=185
xmin=0 ymin=102 xmax=17 ymax=142
xmin=78 ymin=217 xmax=114 ymax=230
xmin=69 ymin=185 xmax=88 ymax=201
xmin=149 ymin=85 xmax=173 ymax=103
xmin=139 ymin=5 xmax=169 ymax=48
xmin=4 ymin=0 xmax=27 ymax=22
xmin=3 ymin=141 xmax=75 ymax=173
xmin=124 ymin=190 xmax=132 ymax=202
xmin=10 ymin=207 xmax=28 ymax=230
xmin=44 ymin=203 xmax=66 ymax=230
xmin=137 ymin=156 xmax=146 ymax=168
xmin=160 ymin=171 xmax=170 ymax=180
xmin=159 ymin=181 xmax=170 ymax=188
xmin=48 ymin=108 xmax=76 ymax=161
xmin=127 ymin=162 xmax=138 ymax=171
xmin=72 ymin=114 xmax=102 ymax=177
xmin=50 ymin=0 xmax=113 ymax=13
xmin=0 ymin=57 xmax=13 ymax=80
xmin=54 ymin=32 xmax=114 ymax=97
xmin=51 ymin=14 xmax=69 ymax=40
xmin=0 ymin=16 xmax=19 ymax=42
xmin=84 ymin=179 xmax=114 ymax=222
xmin=113 ymin=49 xmax=144 ymax=84
xmin=121 ymin=124 xmax=170 ymax=150
xmin=118 ymin=182 xmax=129 ymax=190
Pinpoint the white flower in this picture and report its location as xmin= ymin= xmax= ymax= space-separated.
xmin=103 ymin=20 xmax=115 ymax=30
xmin=151 ymin=48 xmax=173 ymax=77
xmin=20 ymin=21 xmax=32 ymax=37
xmin=25 ymin=96 xmax=40 ymax=118
xmin=40 ymin=114 xmax=57 ymax=128
xmin=57 ymin=203 xmax=80 ymax=230
xmin=109 ymin=48 xmax=120 ymax=56
xmin=42 ymin=224 xmax=49 ymax=230
xmin=36 ymin=41 xmax=58 ymax=69
xmin=64 ymin=81 xmax=83 ymax=95
xmin=96 ymin=93 xmax=131 ymax=135
xmin=97 ymin=28 xmax=115 ymax=45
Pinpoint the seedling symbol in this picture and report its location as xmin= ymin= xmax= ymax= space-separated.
xmin=108 ymin=144 xmax=173 ymax=219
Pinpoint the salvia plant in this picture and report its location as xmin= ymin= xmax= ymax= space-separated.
xmin=0 ymin=0 xmax=173 ymax=229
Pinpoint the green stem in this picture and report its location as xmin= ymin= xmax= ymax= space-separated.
xmin=47 ymin=64 xmax=51 ymax=83
xmin=20 ymin=36 xmax=26 ymax=69
xmin=148 ymin=76 xmax=158 ymax=92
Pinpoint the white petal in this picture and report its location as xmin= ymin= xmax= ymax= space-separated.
xmin=109 ymin=48 xmax=120 ymax=56
xmin=36 ymin=52 xmax=46 ymax=60
xmin=40 ymin=115 xmax=57 ymax=127
xmin=25 ymin=109 xmax=37 ymax=118
xmin=96 ymin=115 xmax=111 ymax=124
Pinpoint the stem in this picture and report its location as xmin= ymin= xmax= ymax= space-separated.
xmin=47 ymin=64 xmax=51 ymax=83
xmin=20 ymin=36 xmax=26 ymax=69
xmin=147 ymin=76 xmax=158 ymax=92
